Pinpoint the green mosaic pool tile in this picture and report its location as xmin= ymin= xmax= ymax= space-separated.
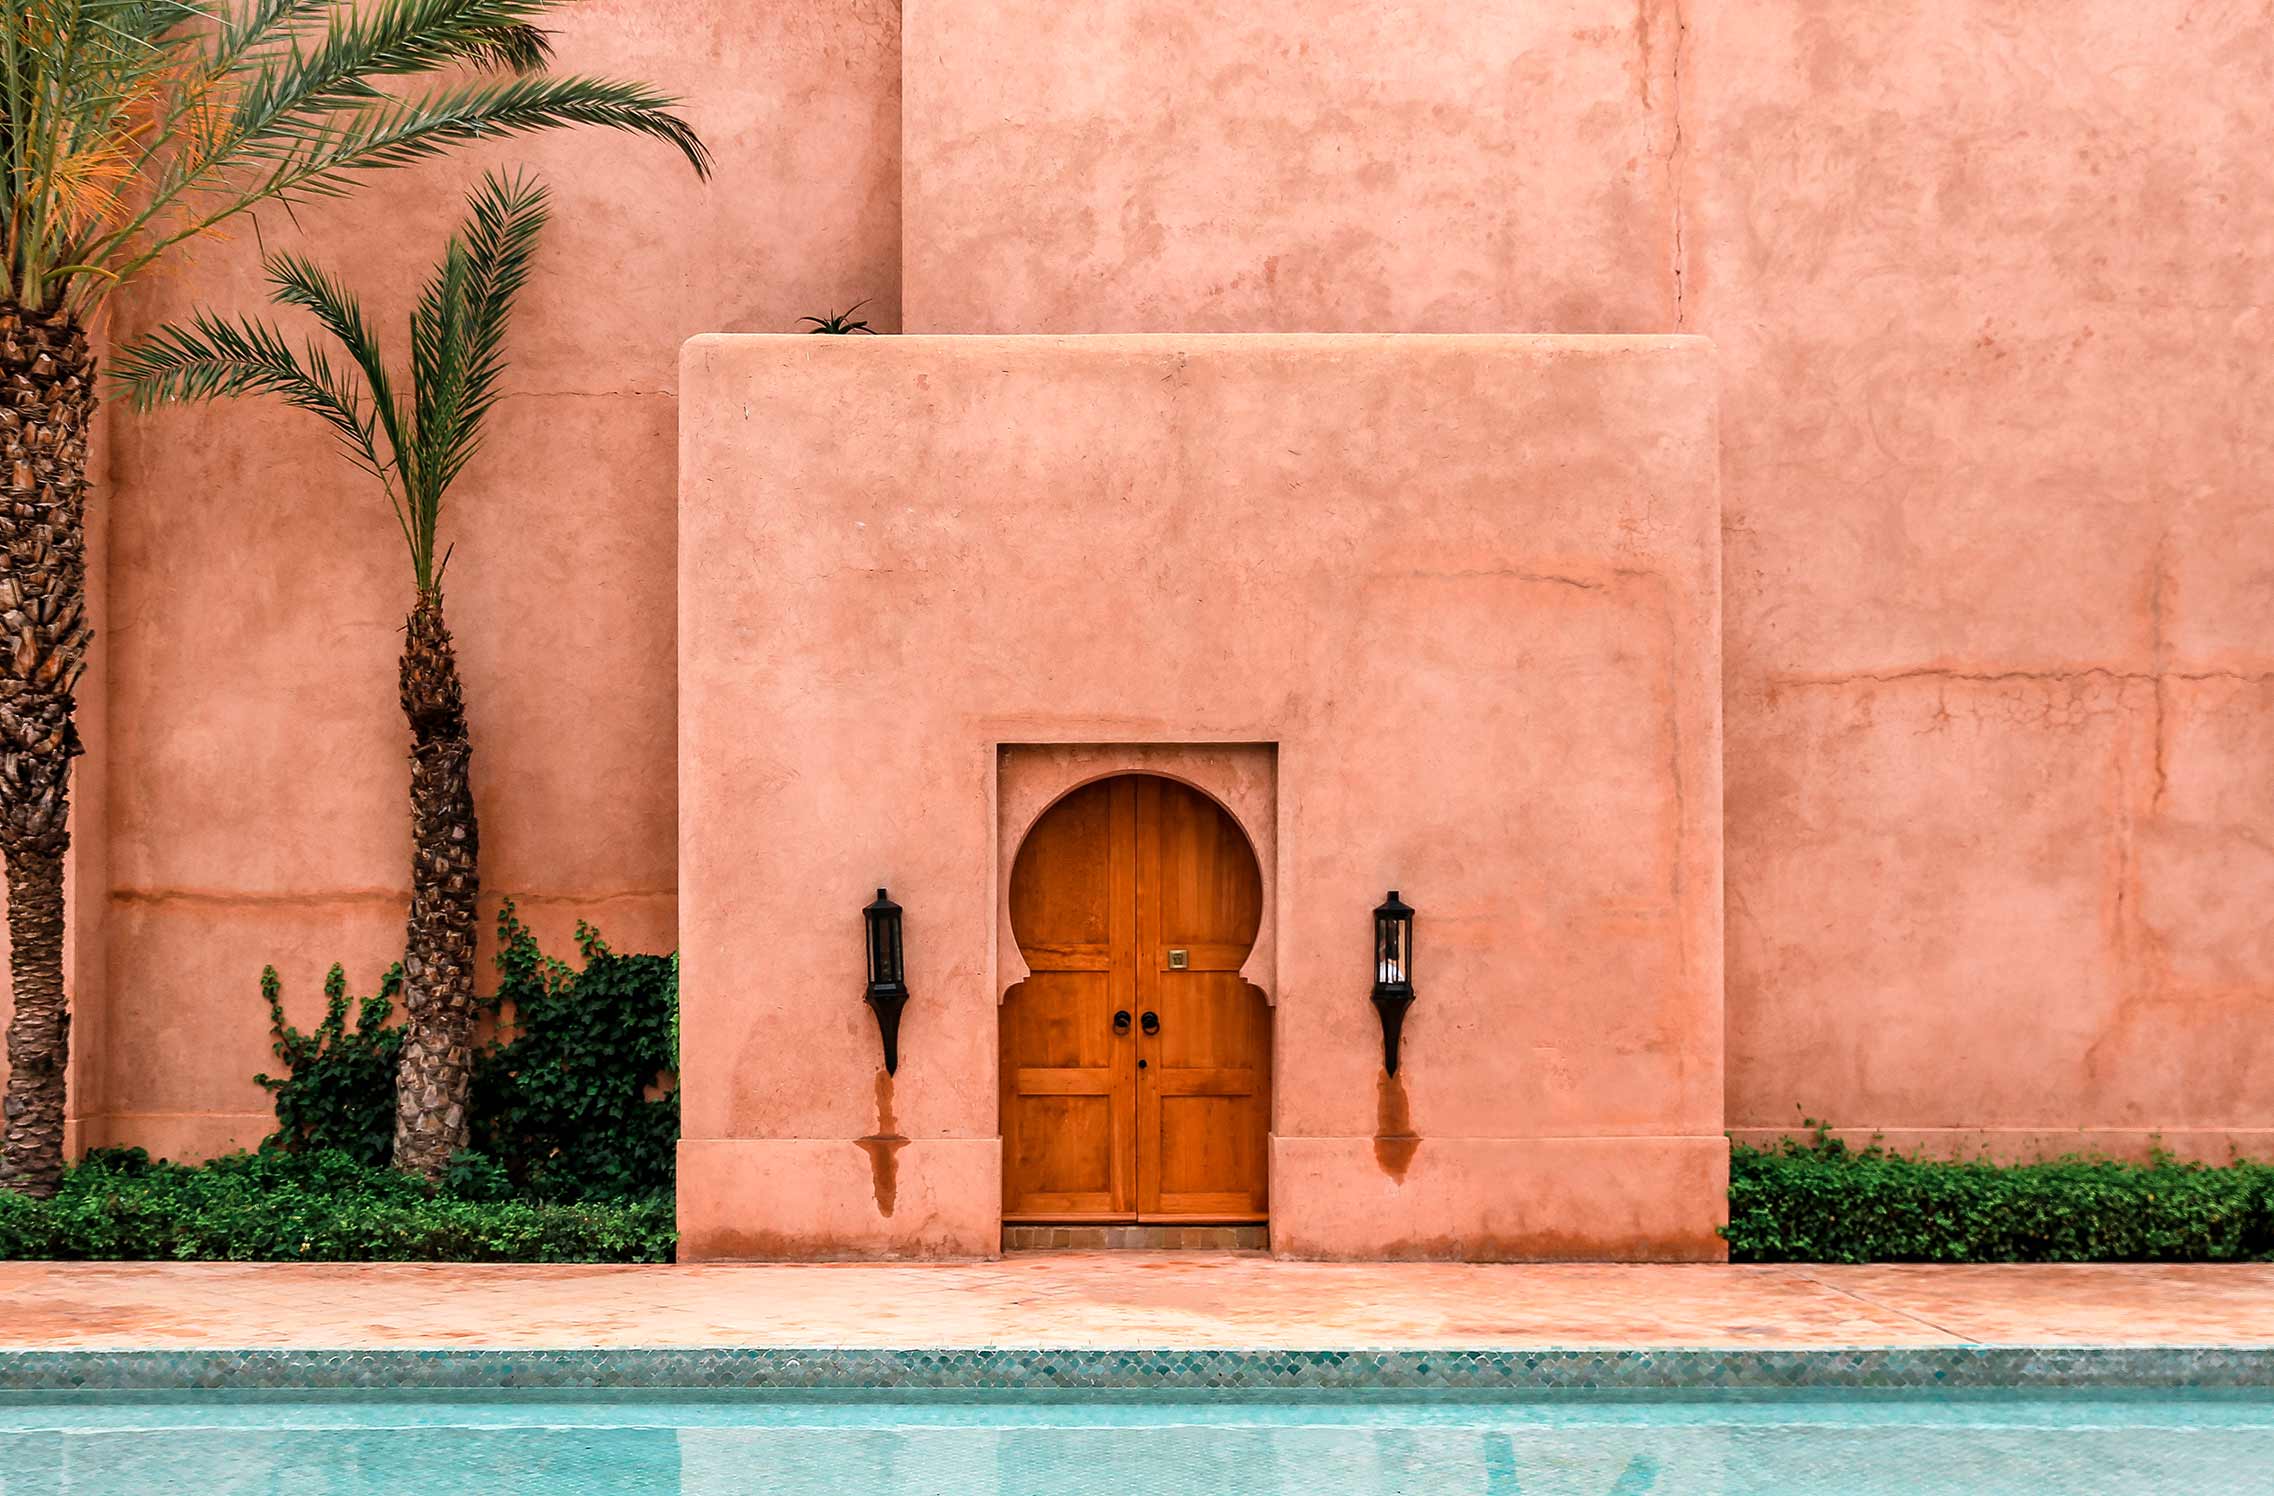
xmin=2 ymin=1346 xmax=2271 ymax=1393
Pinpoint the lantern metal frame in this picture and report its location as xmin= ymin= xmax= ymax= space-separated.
xmin=863 ymin=887 xmax=910 ymax=1075
xmin=1370 ymin=890 xmax=1416 ymax=1075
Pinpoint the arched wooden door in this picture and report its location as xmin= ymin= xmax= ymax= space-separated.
xmin=1002 ymin=775 xmax=1270 ymax=1223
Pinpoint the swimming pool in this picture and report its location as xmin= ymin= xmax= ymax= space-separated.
xmin=4 ymin=1388 xmax=2271 ymax=1494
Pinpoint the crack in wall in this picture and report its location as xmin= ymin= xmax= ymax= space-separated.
xmin=108 ymin=887 xmax=674 ymax=908
xmin=1610 ymin=566 xmax=1698 ymax=987
xmin=1392 ymin=568 xmax=1605 ymax=590
xmin=1769 ymin=666 xmax=2274 ymax=690
xmin=1664 ymin=0 xmax=1690 ymax=330
xmin=503 ymin=388 xmax=675 ymax=401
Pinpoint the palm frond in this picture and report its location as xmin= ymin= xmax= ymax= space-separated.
xmin=462 ymin=23 xmax=553 ymax=73
xmin=215 ymin=1 xmax=341 ymax=54
xmin=108 ymin=309 xmax=391 ymax=482
xmin=262 ymin=251 xmax=409 ymax=466
xmin=409 ymin=168 xmax=547 ymax=515
xmin=223 ymin=1 xmax=573 ymax=132
xmin=3 ymin=0 xmax=183 ymax=304
xmin=105 ymin=71 xmax=710 ymax=289
xmin=39 ymin=127 xmax=141 ymax=242
xmin=109 ymin=170 xmax=551 ymax=588
xmin=3 ymin=0 xmax=708 ymax=315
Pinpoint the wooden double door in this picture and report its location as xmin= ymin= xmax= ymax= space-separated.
xmin=1002 ymin=775 xmax=1271 ymax=1223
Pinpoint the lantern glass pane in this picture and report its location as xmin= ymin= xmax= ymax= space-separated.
xmin=1372 ymin=894 xmax=1414 ymax=989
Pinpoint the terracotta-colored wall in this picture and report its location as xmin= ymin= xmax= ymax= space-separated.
xmin=678 ymin=334 xmax=1726 ymax=1260
xmin=899 ymin=1 xmax=2274 ymax=1160
xmin=59 ymin=1 xmax=902 ymax=1160
xmin=1690 ymin=1 xmax=2274 ymax=1159
xmin=13 ymin=1 xmax=2265 ymax=1195
xmin=903 ymin=0 xmax=1684 ymax=333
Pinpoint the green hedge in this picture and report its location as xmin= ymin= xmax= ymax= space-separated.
xmin=0 ymin=1148 xmax=674 ymax=1263
xmin=1726 ymin=1133 xmax=2274 ymax=1263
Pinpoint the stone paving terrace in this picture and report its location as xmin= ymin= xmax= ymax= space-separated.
xmin=3 ymin=1259 xmax=2270 ymax=1351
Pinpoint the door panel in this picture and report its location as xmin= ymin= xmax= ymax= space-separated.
xmin=1002 ymin=774 xmax=1269 ymax=1225
xmin=1135 ymin=777 xmax=1271 ymax=1221
xmin=1002 ymin=779 xmax=1135 ymax=1220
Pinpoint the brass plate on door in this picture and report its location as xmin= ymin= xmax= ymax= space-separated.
xmin=1167 ymin=948 xmax=1189 ymax=969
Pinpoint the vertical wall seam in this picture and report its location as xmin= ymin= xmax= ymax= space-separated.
xmin=2149 ymin=529 xmax=2171 ymax=813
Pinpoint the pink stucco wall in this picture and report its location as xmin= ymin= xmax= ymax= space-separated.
xmin=5 ymin=1 xmax=2263 ymax=1232
xmin=678 ymin=334 xmax=1725 ymax=1260
xmin=1690 ymin=1 xmax=2274 ymax=1159
xmin=899 ymin=1 xmax=2274 ymax=1160
xmin=903 ymin=0 xmax=1684 ymax=334
xmin=44 ymin=1 xmax=903 ymax=1160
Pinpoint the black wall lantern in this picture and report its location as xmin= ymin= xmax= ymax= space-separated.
xmin=1371 ymin=890 xmax=1416 ymax=1075
xmin=863 ymin=888 xmax=910 ymax=1075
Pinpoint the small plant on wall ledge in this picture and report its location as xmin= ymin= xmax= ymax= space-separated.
xmin=800 ymin=300 xmax=878 ymax=333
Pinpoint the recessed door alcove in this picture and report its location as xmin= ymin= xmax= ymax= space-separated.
xmin=1000 ymin=774 xmax=1271 ymax=1224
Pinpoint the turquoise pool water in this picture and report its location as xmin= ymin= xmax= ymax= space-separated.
xmin=2 ymin=1389 xmax=2271 ymax=1493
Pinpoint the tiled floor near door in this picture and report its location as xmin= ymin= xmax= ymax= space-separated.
xmin=2 ymin=1258 xmax=2269 ymax=1351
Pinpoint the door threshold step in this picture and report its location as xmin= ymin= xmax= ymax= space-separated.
xmin=1004 ymin=1224 xmax=1269 ymax=1253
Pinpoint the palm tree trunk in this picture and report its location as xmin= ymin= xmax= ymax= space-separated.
xmin=0 ymin=305 xmax=93 ymax=1199
xmin=391 ymin=587 xmax=480 ymax=1178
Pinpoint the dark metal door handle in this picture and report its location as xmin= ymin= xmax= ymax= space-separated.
xmin=1140 ymin=1011 xmax=1160 ymax=1035
xmin=1113 ymin=1010 xmax=1132 ymax=1035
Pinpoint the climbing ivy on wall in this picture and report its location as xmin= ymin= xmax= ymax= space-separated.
xmin=468 ymin=905 xmax=679 ymax=1203
xmin=258 ymin=964 xmax=406 ymax=1168
xmin=257 ymin=904 xmax=677 ymax=1200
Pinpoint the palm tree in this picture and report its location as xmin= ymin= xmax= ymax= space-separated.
xmin=116 ymin=169 xmax=557 ymax=1178
xmin=0 ymin=1 xmax=709 ymax=1195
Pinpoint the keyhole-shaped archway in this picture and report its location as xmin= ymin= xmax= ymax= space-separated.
xmin=1000 ymin=774 xmax=1271 ymax=1223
